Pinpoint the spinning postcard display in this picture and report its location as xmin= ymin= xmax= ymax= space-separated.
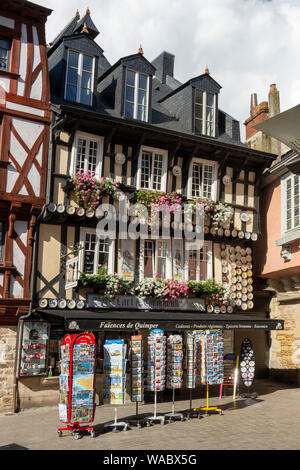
xmin=131 ymin=335 xmax=144 ymax=402
xmin=239 ymin=338 xmax=255 ymax=387
xmin=58 ymin=333 xmax=96 ymax=427
xmin=166 ymin=335 xmax=183 ymax=389
xmin=193 ymin=330 xmax=224 ymax=386
xmin=147 ymin=330 xmax=166 ymax=392
xmin=103 ymin=340 xmax=127 ymax=405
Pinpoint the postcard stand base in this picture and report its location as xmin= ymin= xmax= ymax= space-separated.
xmin=127 ymin=402 xmax=147 ymax=429
xmin=58 ymin=423 xmax=95 ymax=439
xmin=146 ymin=391 xmax=165 ymax=426
xmin=185 ymin=389 xmax=201 ymax=420
xmin=165 ymin=388 xmax=184 ymax=422
xmin=240 ymin=385 xmax=258 ymax=400
xmin=104 ymin=407 xmax=130 ymax=433
xmin=194 ymin=384 xmax=223 ymax=416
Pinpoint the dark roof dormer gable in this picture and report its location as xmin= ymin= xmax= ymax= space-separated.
xmin=98 ymin=51 xmax=156 ymax=123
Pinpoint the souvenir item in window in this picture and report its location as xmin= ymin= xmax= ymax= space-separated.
xmin=19 ymin=322 xmax=49 ymax=376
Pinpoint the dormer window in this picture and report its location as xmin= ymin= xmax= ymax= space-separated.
xmin=65 ymin=49 xmax=94 ymax=106
xmin=124 ymin=69 xmax=149 ymax=122
xmin=194 ymin=89 xmax=216 ymax=137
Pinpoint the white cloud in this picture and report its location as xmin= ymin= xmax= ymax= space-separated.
xmin=40 ymin=0 xmax=300 ymax=140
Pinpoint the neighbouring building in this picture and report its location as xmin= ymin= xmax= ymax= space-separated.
xmin=250 ymin=98 xmax=300 ymax=385
xmin=14 ymin=9 xmax=283 ymax=410
xmin=0 ymin=0 xmax=51 ymax=413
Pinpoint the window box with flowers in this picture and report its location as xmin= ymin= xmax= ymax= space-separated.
xmin=66 ymin=170 xmax=118 ymax=211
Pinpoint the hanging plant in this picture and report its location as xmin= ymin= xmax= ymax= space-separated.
xmin=135 ymin=190 xmax=183 ymax=226
xmin=68 ymin=170 xmax=118 ymax=211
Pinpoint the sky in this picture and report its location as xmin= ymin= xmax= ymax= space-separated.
xmin=38 ymin=0 xmax=300 ymax=141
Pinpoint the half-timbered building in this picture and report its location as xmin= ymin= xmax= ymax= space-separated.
xmin=0 ymin=0 xmax=51 ymax=413
xmin=17 ymin=9 xmax=284 ymax=409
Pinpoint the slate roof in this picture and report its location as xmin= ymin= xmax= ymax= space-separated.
xmin=47 ymin=11 xmax=246 ymax=147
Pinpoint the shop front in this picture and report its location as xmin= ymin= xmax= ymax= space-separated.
xmin=14 ymin=297 xmax=284 ymax=411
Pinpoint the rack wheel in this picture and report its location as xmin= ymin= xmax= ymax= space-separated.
xmin=146 ymin=422 xmax=151 ymax=427
xmin=137 ymin=423 xmax=141 ymax=429
xmin=90 ymin=430 xmax=96 ymax=438
xmin=73 ymin=433 xmax=82 ymax=440
xmin=123 ymin=427 xmax=129 ymax=432
xmin=57 ymin=431 xmax=63 ymax=437
xmin=112 ymin=427 xmax=117 ymax=433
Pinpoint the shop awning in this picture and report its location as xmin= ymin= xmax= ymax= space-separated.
xmin=36 ymin=308 xmax=284 ymax=331
xmin=254 ymin=104 xmax=300 ymax=153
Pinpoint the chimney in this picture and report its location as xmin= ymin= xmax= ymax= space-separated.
xmin=151 ymin=51 xmax=175 ymax=84
xmin=268 ymin=83 xmax=280 ymax=117
xmin=250 ymin=93 xmax=258 ymax=116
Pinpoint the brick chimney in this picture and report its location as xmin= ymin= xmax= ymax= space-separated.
xmin=268 ymin=83 xmax=280 ymax=117
xmin=244 ymin=95 xmax=269 ymax=140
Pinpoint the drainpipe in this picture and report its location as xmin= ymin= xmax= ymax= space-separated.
xmin=12 ymin=204 xmax=47 ymax=413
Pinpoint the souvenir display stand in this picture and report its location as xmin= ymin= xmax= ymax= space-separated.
xmin=165 ymin=334 xmax=184 ymax=422
xmin=127 ymin=335 xmax=147 ymax=428
xmin=192 ymin=330 xmax=224 ymax=416
xmin=239 ymin=338 xmax=257 ymax=399
xmin=146 ymin=329 xmax=166 ymax=426
xmin=103 ymin=340 xmax=129 ymax=432
xmin=185 ymin=333 xmax=201 ymax=419
xmin=58 ymin=333 xmax=96 ymax=439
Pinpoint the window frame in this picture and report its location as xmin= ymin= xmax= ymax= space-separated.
xmin=64 ymin=48 xmax=95 ymax=106
xmin=281 ymin=172 xmax=300 ymax=234
xmin=187 ymin=157 xmax=218 ymax=201
xmin=0 ymin=220 xmax=5 ymax=265
xmin=78 ymin=227 xmax=115 ymax=275
xmin=194 ymin=88 xmax=216 ymax=137
xmin=70 ymin=131 xmax=104 ymax=178
xmin=137 ymin=146 xmax=168 ymax=192
xmin=139 ymin=238 xmax=213 ymax=282
xmin=124 ymin=68 xmax=150 ymax=122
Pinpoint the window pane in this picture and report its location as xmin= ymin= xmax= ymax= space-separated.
xmin=125 ymin=85 xmax=135 ymax=102
xmin=80 ymin=87 xmax=92 ymax=105
xmin=65 ymin=84 xmax=77 ymax=102
xmin=192 ymin=163 xmax=202 ymax=197
xmin=195 ymin=103 xmax=203 ymax=119
xmin=144 ymin=241 xmax=153 ymax=278
xmin=88 ymin=141 xmax=98 ymax=173
xmin=76 ymin=138 xmax=86 ymax=171
xmin=137 ymin=105 xmax=147 ymax=122
xmin=125 ymin=101 xmax=134 ymax=118
xmin=199 ymin=246 xmax=208 ymax=280
xmin=206 ymin=93 xmax=214 ymax=107
xmin=152 ymin=153 xmax=163 ymax=190
xmin=188 ymin=250 xmax=197 ymax=280
xmin=138 ymin=73 xmax=148 ymax=90
xmin=66 ymin=67 xmax=78 ymax=86
xmin=82 ymin=54 xmax=93 ymax=72
xmin=195 ymin=118 xmax=203 ymax=134
xmin=98 ymin=239 xmax=110 ymax=271
xmin=174 ymin=249 xmax=184 ymax=280
xmin=141 ymin=152 xmax=151 ymax=188
xmin=84 ymin=233 xmax=96 ymax=272
xmin=156 ymin=241 xmax=167 ymax=278
xmin=81 ymin=70 xmax=92 ymax=89
xmin=203 ymin=165 xmax=213 ymax=198
xmin=126 ymin=70 xmax=135 ymax=86
xmin=195 ymin=89 xmax=203 ymax=105
xmin=138 ymin=89 xmax=147 ymax=106
xmin=68 ymin=50 xmax=79 ymax=68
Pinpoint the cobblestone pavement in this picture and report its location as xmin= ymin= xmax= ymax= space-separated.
xmin=0 ymin=380 xmax=299 ymax=451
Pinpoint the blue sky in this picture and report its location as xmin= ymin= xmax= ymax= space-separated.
xmin=39 ymin=0 xmax=300 ymax=141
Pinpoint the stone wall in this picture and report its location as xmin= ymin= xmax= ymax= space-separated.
xmin=0 ymin=326 xmax=17 ymax=414
xmin=269 ymin=295 xmax=300 ymax=385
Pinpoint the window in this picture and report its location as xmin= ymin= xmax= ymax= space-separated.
xmin=124 ymin=69 xmax=149 ymax=122
xmin=71 ymin=132 xmax=103 ymax=177
xmin=195 ymin=89 xmax=216 ymax=137
xmin=282 ymin=173 xmax=300 ymax=232
xmin=0 ymin=221 xmax=4 ymax=264
xmin=141 ymin=239 xmax=172 ymax=279
xmin=79 ymin=229 xmax=114 ymax=275
xmin=187 ymin=242 xmax=212 ymax=281
xmin=188 ymin=158 xmax=218 ymax=200
xmin=140 ymin=239 xmax=212 ymax=281
xmin=137 ymin=147 xmax=168 ymax=191
xmin=65 ymin=50 xmax=94 ymax=105
xmin=0 ymin=37 xmax=11 ymax=71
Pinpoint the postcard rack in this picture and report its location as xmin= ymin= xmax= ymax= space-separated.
xmin=58 ymin=333 xmax=96 ymax=439
xmin=145 ymin=330 xmax=166 ymax=426
xmin=165 ymin=334 xmax=184 ymax=422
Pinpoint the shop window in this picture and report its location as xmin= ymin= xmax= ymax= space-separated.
xmin=194 ymin=89 xmax=216 ymax=137
xmin=137 ymin=146 xmax=168 ymax=191
xmin=187 ymin=241 xmax=212 ymax=281
xmin=282 ymin=172 xmax=300 ymax=233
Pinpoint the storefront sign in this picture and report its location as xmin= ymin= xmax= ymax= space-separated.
xmin=87 ymin=294 xmax=206 ymax=312
xmin=66 ymin=318 xmax=284 ymax=332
